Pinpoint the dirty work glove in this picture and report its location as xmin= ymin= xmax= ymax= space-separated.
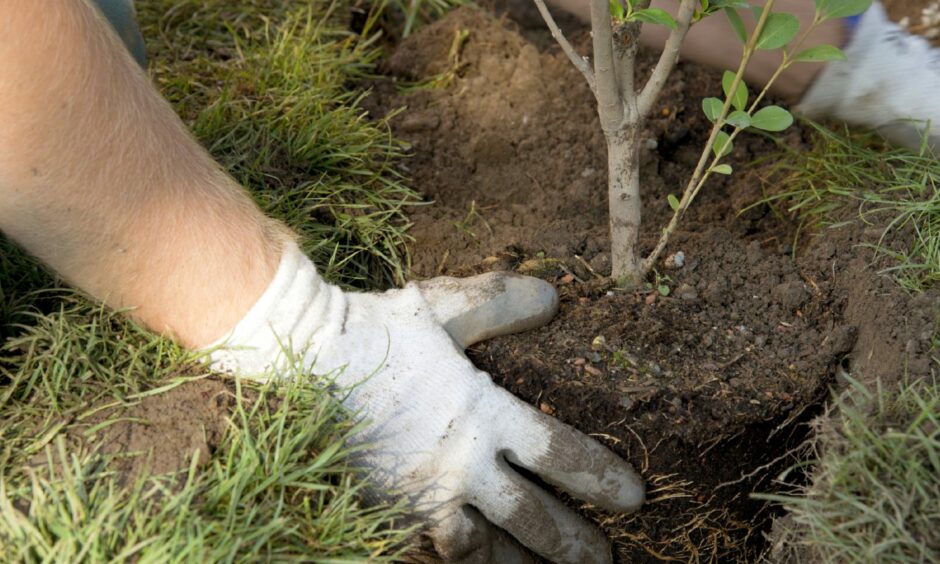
xmin=208 ymin=242 xmax=645 ymax=563
xmin=798 ymin=0 xmax=940 ymax=150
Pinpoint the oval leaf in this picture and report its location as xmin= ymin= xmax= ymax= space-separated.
xmin=712 ymin=164 xmax=733 ymax=175
xmin=815 ymin=0 xmax=872 ymax=19
xmin=725 ymin=110 xmax=751 ymax=129
xmin=630 ymin=8 xmax=678 ymax=29
xmin=667 ymin=194 xmax=681 ymax=211
xmin=702 ymin=97 xmax=723 ymax=122
xmin=721 ymin=71 xmax=748 ymax=112
xmin=751 ymin=105 xmax=793 ymax=131
xmin=724 ymin=8 xmax=748 ymax=44
xmin=793 ymin=44 xmax=847 ymax=62
xmin=756 ymin=13 xmax=800 ymax=50
xmin=713 ymin=130 xmax=733 ymax=158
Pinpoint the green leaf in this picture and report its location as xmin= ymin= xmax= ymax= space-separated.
xmin=629 ymin=8 xmax=677 ymax=29
xmin=658 ymin=284 xmax=671 ymax=296
xmin=751 ymin=105 xmax=793 ymax=131
xmin=668 ymin=194 xmax=681 ymax=211
xmin=713 ymin=130 xmax=733 ymax=158
xmin=711 ymin=164 xmax=733 ymax=175
xmin=721 ymin=71 xmax=748 ymax=112
xmin=698 ymin=0 xmax=749 ymax=17
xmin=755 ymin=13 xmax=800 ymax=50
xmin=793 ymin=44 xmax=847 ymax=63
xmin=609 ymin=0 xmax=625 ymax=21
xmin=815 ymin=0 xmax=872 ymax=19
xmin=724 ymin=8 xmax=747 ymax=43
xmin=725 ymin=110 xmax=751 ymax=129
xmin=702 ymin=97 xmax=723 ymax=122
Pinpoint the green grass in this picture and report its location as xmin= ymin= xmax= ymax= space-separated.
xmin=140 ymin=0 xmax=420 ymax=289
xmin=759 ymin=375 xmax=940 ymax=563
xmin=757 ymin=121 xmax=940 ymax=292
xmin=0 ymin=0 xmax=424 ymax=559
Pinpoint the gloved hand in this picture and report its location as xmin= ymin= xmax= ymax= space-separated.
xmin=209 ymin=241 xmax=645 ymax=563
xmin=798 ymin=0 xmax=940 ymax=150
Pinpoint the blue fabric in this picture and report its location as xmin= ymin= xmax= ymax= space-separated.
xmin=843 ymin=14 xmax=864 ymax=34
xmin=90 ymin=0 xmax=147 ymax=67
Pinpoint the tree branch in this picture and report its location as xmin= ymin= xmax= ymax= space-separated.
xmin=591 ymin=0 xmax=623 ymax=131
xmin=532 ymin=0 xmax=596 ymax=93
xmin=636 ymin=0 xmax=696 ymax=120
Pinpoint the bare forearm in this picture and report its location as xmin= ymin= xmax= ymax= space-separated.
xmin=0 ymin=0 xmax=282 ymax=347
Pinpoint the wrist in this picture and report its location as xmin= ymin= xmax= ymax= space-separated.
xmin=206 ymin=240 xmax=346 ymax=378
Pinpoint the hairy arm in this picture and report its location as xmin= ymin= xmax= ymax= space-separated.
xmin=0 ymin=0 xmax=282 ymax=347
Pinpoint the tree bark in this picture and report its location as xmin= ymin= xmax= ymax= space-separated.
xmin=607 ymin=130 xmax=642 ymax=285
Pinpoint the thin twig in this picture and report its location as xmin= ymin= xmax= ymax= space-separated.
xmin=642 ymin=0 xmax=777 ymax=274
xmin=636 ymin=0 xmax=697 ymax=119
xmin=532 ymin=0 xmax=596 ymax=93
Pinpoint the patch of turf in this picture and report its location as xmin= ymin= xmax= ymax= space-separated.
xmin=757 ymin=121 xmax=940 ymax=292
xmin=1 ymin=1 xmax=420 ymax=558
xmin=754 ymin=122 xmax=940 ymax=561
xmin=0 ymin=304 xmax=411 ymax=560
xmin=139 ymin=0 xmax=420 ymax=290
xmin=759 ymin=375 xmax=940 ymax=563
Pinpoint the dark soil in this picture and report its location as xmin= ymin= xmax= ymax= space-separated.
xmin=365 ymin=3 xmax=940 ymax=562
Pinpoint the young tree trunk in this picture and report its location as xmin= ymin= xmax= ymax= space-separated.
xmin=607 ymin=130 xmax=642 ymax=285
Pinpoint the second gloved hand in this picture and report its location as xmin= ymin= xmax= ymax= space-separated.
xmin=209 ymin=241 xmax=645 ymax=563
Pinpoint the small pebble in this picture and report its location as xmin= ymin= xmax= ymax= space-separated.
xmin=676 ymin=283 xmax=698 ymax=301
xmin=665 ymin=251 xmax=686 ymax=269
xmin=539 ymin=403 xmax=555 ymax=415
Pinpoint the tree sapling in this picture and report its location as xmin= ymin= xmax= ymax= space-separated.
xmin=533 ymin=0 xmax=871 ymax=285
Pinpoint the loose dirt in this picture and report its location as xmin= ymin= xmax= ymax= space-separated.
xmin=367 ymin=3 xmax=940 ymax=561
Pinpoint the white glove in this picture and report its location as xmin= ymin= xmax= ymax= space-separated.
xmin=208 ymin=242 xmax=645 ymax=563
xmin=798 ymin=0 xmax=940 ymax=150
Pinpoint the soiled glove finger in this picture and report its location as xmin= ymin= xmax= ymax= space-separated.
xmin=416 ymin=272 xmax=558 ymax=348
xmin=469 ymin=458 xmax=612 ymax=564
xmin=496 ymin=389 xmax=645 ymax=514
xmin=429 ymin=504 xmax=534 ymax=564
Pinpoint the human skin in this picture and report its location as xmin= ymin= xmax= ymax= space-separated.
xmin=546 ymin=0 xmax=847 ymax=103
xmin=0 ymin=0 xmax=282 ymax=348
